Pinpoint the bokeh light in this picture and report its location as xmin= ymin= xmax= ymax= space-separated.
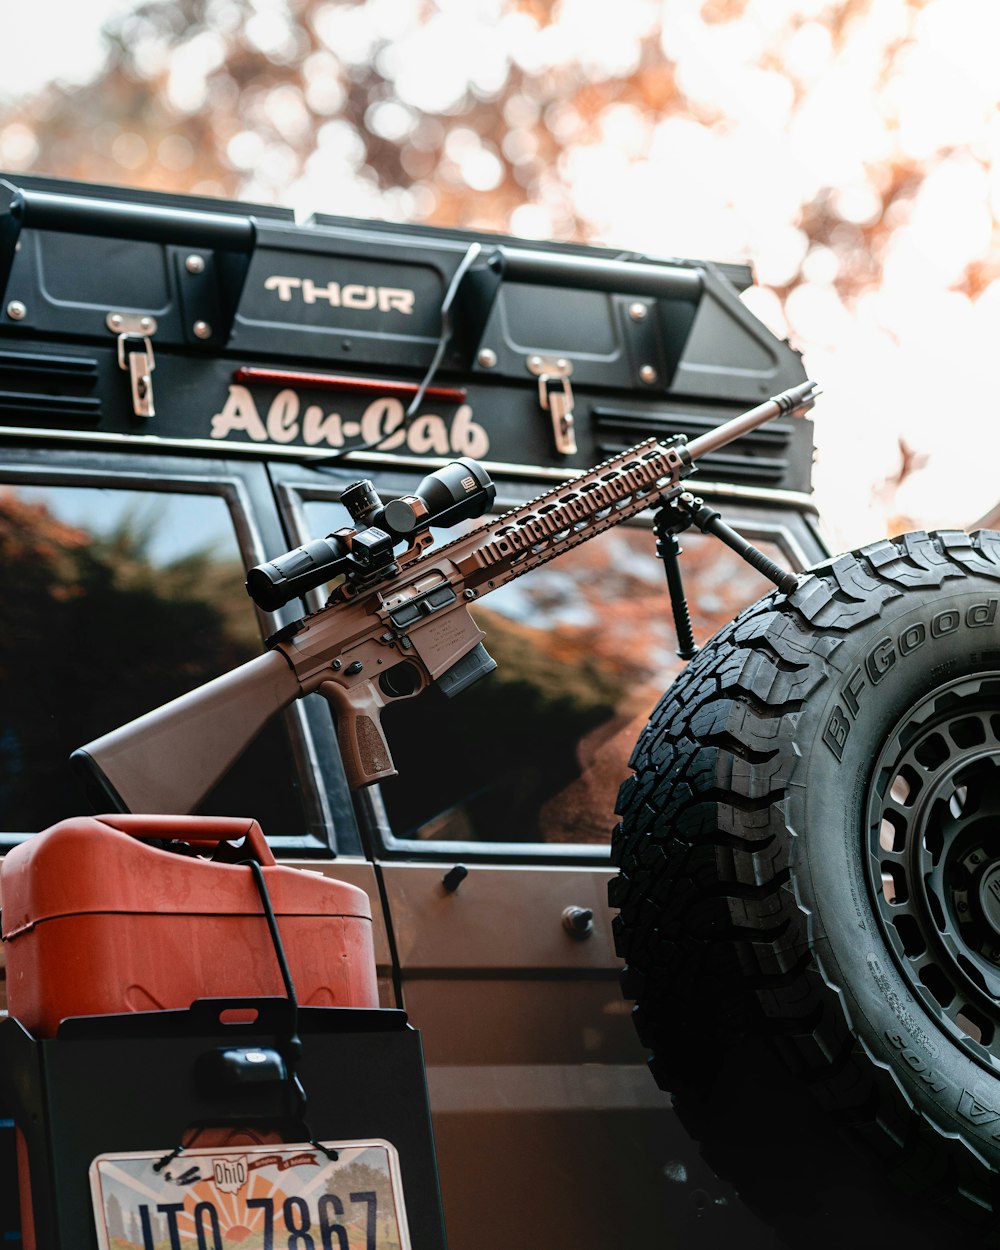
xmin=1 ymin=0 xmax=998 ymax=552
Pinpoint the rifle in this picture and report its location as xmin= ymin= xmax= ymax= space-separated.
xmin=72 ymin=380 xmax=818 ymax=814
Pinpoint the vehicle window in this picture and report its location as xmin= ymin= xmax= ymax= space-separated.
xmin=0 ymin=483 xmax=308 ymax=837
xmin=301 ymin=499 xmax=790 ymax=845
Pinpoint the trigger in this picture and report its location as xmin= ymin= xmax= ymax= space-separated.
xmin=438 ymin=643 xmax=497 ymax=697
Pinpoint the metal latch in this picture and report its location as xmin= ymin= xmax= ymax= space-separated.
xmin=528 ymin=355 xmax=576 ymax=456
xmin=108 ymin=312 xmax=157 ymax=419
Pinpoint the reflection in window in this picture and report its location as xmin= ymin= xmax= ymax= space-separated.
xmin=0 ymin=484 xmax=307 ymax=835
xmin=302 ymin=498 xmax=789 ymax=845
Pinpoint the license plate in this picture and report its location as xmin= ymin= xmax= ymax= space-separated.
xmin=89 ymin=1139 xmax=411 ymax=1249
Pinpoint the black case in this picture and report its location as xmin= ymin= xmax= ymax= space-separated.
xmin=0 ymin=174 xmax=812 ymax=492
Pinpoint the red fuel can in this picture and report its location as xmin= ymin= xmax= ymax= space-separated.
xmin=1 ymin=813 xmax=378 ymax=1036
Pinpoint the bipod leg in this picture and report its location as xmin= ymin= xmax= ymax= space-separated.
xmin=676 ymin=491 xmax=799 ymax=595
xmin=653 ymin=503 xmax=699 ymax=661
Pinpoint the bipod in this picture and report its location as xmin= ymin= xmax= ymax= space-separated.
xmin=654 ymin=491 xmax=800 ymax=661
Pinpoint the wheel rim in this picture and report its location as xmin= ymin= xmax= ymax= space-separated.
xmin=866 ymin=673 xmax=1000 ymax=1072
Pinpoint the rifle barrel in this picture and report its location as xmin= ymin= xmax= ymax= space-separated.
xmin=685 ymin=380 xmax=818 ymax=464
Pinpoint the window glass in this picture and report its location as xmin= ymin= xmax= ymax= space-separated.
xmin=301 ymin=498 xmax=789 ymax=845
xmin=0 ymin=484 xmax=308 ymax=836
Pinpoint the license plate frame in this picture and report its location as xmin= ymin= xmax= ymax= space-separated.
xmin=89 ymin=1138 xmax=412 ymax=1249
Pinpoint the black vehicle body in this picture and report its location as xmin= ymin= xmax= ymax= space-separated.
xmin=0 ymin=175 xmax=826 ymax=1248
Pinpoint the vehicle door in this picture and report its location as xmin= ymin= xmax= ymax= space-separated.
xmin=269 ymin=453 xmax=828 ymax=1249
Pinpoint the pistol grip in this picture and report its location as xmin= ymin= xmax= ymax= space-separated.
xmin=318 ymin=679 xmax=397 ymax=790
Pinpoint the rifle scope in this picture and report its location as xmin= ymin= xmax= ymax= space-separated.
xmin=246 ymin=457 xmax=496 ymax=611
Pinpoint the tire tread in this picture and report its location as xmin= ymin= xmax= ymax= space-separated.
xmin=610 ymin=529 xmax=1000 ymax=1236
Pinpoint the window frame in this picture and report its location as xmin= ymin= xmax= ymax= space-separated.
xmin=0 ymin=446 xmax=360 ymax=855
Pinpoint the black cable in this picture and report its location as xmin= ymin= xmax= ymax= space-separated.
xmin=240 ymin=856 xmax=339 ymax=1161
xmin=312 ymin=240 xmax=483 ymax=469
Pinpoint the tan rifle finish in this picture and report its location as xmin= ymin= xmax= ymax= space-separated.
xmin=75 ymin=383 xmax=816 ymax=813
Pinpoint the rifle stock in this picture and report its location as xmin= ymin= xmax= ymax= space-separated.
xmin=72 ymin=650 xmax=300 ymax=814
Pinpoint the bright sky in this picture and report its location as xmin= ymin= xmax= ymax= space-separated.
xmin=0 ymin=0 xmax=128 ymax=99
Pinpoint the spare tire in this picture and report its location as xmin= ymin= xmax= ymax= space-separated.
xmin=610 ymin=530 xmax=1000 ymax=1243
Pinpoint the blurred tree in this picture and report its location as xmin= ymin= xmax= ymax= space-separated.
xmin=4 ymin=0 xmax=996 ymax=304
xmin=325 ymin=1155 xmax=395 ymax=1216
xmin=0 ymin=489 xmax=301 ymax=831
xmin=378 ymin=525 xmax=783 ymax=843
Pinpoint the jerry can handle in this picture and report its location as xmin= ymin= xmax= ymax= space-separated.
xmin=95 ymin=814 xmax=276 ymax=866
